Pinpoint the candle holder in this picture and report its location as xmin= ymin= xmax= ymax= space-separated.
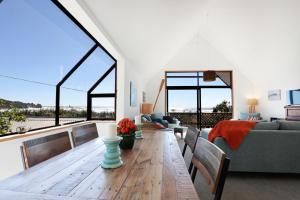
xmin=100 ymin=136 xmax=123 ymax=169
xmin=135 ymin=124 xmax=143 ymax=139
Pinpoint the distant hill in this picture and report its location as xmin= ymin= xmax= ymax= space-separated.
xmin=0 ymin=99 xmax=42 ymax=109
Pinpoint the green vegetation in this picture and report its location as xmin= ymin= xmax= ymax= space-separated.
xmin=0 ymin=98 xmax=42 ymax=109
xmin=0 ymin=99 xmax=26 ymax=134
xmin=16 ymin=109 xmax=114 ymax=119
xmin=213 ymin=100 xmax=232 ymax=113
xmin=92 ymin=111 xmax=115 ymax=119
xmin=0 ymin=99 xmax=114 ymax=135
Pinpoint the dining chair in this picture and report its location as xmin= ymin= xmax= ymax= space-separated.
xmin=71 ymin=123 xmax=98 ymax=147
xmin=182 ymin=125 xmax=200 ymax=173
xmin=21 ymin=131 xmax=72 ymax=169
xmin=191 ymin=137 xmax=230 ymax=200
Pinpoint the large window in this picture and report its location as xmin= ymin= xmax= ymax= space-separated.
xmin=168 ymin=90 xmax=197 ymax=113
xmin=166 ymin=71 xmax=233 ymax=129
xmin=0 ymin=0 xmax=116 ymax=136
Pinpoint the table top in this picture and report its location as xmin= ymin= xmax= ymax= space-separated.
xmin=0 ymin=130 xmax=199 ymax=200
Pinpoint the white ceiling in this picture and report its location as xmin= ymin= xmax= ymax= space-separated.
xmin=77 ymin=0 xmax=205 ymax=73
xmin=77 ymin=0 xmax=300 ymax=87
xmin=195 ymin=0 xmax=300 ymax=88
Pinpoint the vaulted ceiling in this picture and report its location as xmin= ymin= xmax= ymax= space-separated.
xmin=76 ymin=0 xmax=300 ymax=88
xmin=76 ymin=0 xmax=204 ymax=74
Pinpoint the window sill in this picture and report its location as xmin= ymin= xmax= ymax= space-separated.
xmin=0 ymin=120 xmax=115 ymax=143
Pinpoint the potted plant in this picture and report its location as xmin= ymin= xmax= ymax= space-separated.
xmin=117 ymin=118 xmax=137 ymax=150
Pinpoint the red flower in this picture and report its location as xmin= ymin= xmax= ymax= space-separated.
xmin=117 ymin=118 xmax=137 ymax=135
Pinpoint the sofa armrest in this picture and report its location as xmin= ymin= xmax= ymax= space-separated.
xmin=200 ymin=128 xmax=211 ymax=140
xmin=151 ymin=118 xmax=168 ymax=128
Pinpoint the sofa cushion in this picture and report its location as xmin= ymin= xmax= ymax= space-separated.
xmin=253 ymin=122 xmax=279 ymax=130
xmin=279 ymin=121 xmax=300 ymax=130
xmin=240 ymin=112 xmax=261 ymax=120
xmin=163 ymin=116 xmax=175 ymax=124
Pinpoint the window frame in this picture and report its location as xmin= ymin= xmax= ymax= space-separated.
xmin=52 ymin=0 xmax=117 ymax=124
xmin=0 ymin=0 xmax=117 ymax=137
xmin=165 ymin=70 xmax=233 ymax=129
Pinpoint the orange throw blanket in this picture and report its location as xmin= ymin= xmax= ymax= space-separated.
xmin=208 ymin=120 xmax=257 ymax=150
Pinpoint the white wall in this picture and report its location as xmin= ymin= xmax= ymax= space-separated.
xmin=124 ymin=61 xmax=144 ymax=119
xmin=144 ymin=0 xmax=300 ymax=120
xmin=145 ymin=34 xmax=256 ymax=118
xmin=194 ymin=0 xmax=300 ymax=120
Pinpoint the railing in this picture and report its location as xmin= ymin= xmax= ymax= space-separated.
xmin=168 ymin=112 xmax=233 ymax=128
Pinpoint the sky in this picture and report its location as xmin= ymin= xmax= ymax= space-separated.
xmin=0 ymin=0 xmax=115 ymax=107
xmin=166 ymin=72 xmax=232 ymax=110
xmin=0 ymin=0 xmax=231 ymax=110
xmin=168 ymin=87 xmax=232 ymax=111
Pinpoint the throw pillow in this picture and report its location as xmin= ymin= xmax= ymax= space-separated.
xmin=163 ymin=116 xmax=175 ymax=124
xmin=142 ymin=115 xmax=152 ymax=122
xmin=248 ymin=116 xmax=260 ymax=121
xmin=141 ymin=116 xmax=148 ymax=122
xmin=240 ymin=112 xmax=261 ymax=120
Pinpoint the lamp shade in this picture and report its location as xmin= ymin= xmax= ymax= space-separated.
xmin=247 ymin=98 xmax=258 ymax=106
xmin=203 ymin=71 xmax=216 ymax=82
xmin=141 ymin=103 xmax=153 ymax=114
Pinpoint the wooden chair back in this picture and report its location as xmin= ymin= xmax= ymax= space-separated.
xmin=182 ymin=125 xmax=200 ymax=157
xmin=191 ymin=137 xmax=230 ymax=200
xmin=184 ymin=125 xmax=200 ymax=152
xmin=71 ymin=123 xmax=98 ymax=147
xmin=22 ymin=131 xmax=71 ymax=169
xmin=182 ymin=125 xmax=201 ymax=174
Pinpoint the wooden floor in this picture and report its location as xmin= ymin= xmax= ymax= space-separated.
xmin=175 ymin=133 xmax=300 ymax=200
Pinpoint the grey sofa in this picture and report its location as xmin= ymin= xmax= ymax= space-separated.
xmin=201 ymin=121 xmax=300 ymax=173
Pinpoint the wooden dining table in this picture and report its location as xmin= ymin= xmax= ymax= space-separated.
xmin=0 ymin=130 xmax=199 ymax=200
